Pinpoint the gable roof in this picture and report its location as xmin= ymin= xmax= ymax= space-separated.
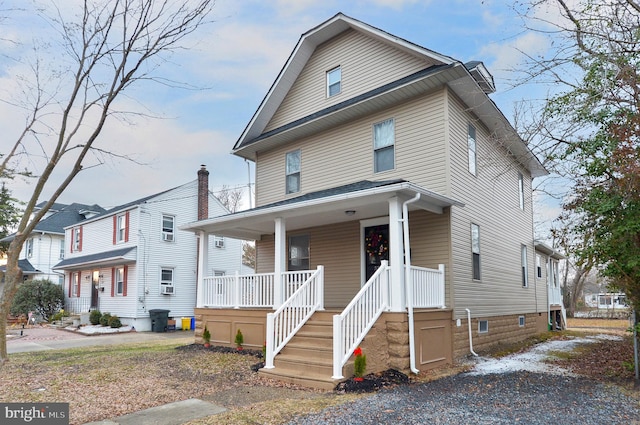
xmin=232 ymin=13 xmax=546 ymax=178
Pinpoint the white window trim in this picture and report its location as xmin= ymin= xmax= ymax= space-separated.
xmin=327 ymin=66 xmax=341 ymax=97
xmin=478 ymin=320 xmax=489 ymax=334
xmin=285 ymin=149 xmax=301 ymax=194
xmin=116 ymin=214 xmax=127 ymax=243
xmin=471 ymin=223 xmax=481 ymax=281
xmin=518 ymin=172 xmax=525 ymax=210
xmin=536 ymin=254 xmax=542 ymax=279
xmin=160 ymin=267 xmax=174 ymax=294
xmin=373 ymin=118 xmax=395 ymax=173
xmin=26 ymin=238 xmax=33 ymax=258
xmin=213 ymin=235 xmax=225 ymax=249
xmin=468 ymin=123 xmax=477 ymax=176
xmin=521 ymin=244 xmax=528 ymax=287
xmin=519 ymin=315 xmax=525 ymax=327
xmin=162 ymin=214 xmax=175 ymax=242
xmin=115 ymin=267 xmax=125 ymax=295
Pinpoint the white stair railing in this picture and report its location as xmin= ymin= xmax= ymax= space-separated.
xmin=264 ymin=266 xmax=324 ymax=369
xmin=332 ymin=261 xmax=389 ymax=379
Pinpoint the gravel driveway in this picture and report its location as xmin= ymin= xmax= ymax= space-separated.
xmin=286 ymin=335 xmax=640 ymax=425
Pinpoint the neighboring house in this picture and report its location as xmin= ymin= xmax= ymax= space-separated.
xmin=54 ymin=166 xmax=244 ymax=331
xmin=0 ymin=202 xmax=105 ymax=284
xmin=182 ymin=14 xmax=550 ymax=389
xmin=534 ymin=242 xmax=565 ymax=330
xmin=584 ymin=293 xmax=628 ymax=310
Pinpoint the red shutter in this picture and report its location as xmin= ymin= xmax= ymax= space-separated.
xmin=78 ymin=226 xmax=83 ymax=252
xmin=123 ymin=265 xmax=128 ymax=296
xmin=68 ymin=274 xmax=72 ymax=297
xmin=112 ymin=216 xmax=117 ymax=245
xmin=111 ymin=268 xmax=115 ymax=297
xmin=124 ymin=211 xmax=130 ymax=242
xmin=76 ymin=274 xmax=81 ymax=298
xmin=70 ymin=229 xmax=74 ymax=253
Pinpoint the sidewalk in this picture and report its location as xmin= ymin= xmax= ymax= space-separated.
xmin=7 ymin=325 xmax=194 ymax=354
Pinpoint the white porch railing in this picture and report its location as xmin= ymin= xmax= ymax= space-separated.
xmin=410 ymin=265 xmax=445 ymax=308
xmin=264 ymin=266 xmax=324 ymax=369
xmin=549 ymin=285 xmax=562 ymax=306
xmin=332 ymin=261 xmax=390 ymax=379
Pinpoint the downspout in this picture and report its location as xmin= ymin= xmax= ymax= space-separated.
xmin=402 ymin=193 xmax=421 ymax=374
xmin=548 ymin=258 xmax=552 ymax=329
xmin=465 ymin=308 xmax=478 ymax=357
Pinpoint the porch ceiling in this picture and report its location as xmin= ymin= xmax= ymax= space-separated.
xmin=181 ymin=181 xmax=463 ymax=240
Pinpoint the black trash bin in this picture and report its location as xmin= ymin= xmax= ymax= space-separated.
xmin=149 ymin=309 xmax=170 ymax=332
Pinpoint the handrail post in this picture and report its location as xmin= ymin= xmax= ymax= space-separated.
xmin=234 ymin=271 xmax=241 ymax=309
xmin=317 ymin=265 xmax=324 ymax=310
xmin=438 ymin=264 xmax=445 ymax=308
xmin=332 ymin=314 xmax=343 ymax=379
xmin=265 ymin=313 xmax=275 ymax=369
xmin=382 ymin=261 xmax=390 ymax=310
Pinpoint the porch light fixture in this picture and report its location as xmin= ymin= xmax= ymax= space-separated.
xmin=345 ymin=210 xmax=356 ymax=216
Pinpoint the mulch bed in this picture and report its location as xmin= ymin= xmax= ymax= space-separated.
xmin=176 ymin=344 xmax=409 ymax=393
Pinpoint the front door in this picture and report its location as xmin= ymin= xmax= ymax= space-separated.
xmin=364 ymin=224 xmax=389 ymax=281
xmin=91 ymin=270 xmax=99 ymax=310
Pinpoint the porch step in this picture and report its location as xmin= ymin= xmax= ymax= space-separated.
xmin=259 ymin=311 xmax=349 ymax=390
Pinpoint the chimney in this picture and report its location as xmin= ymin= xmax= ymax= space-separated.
xmin=197 ymin=165 xmax=209 ymax=220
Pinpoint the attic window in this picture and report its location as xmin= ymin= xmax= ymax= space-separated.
xmin=327 ymin=66 xmax=341 ymax=97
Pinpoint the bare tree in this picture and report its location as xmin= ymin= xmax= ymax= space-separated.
xmin=216 ymin=185 xmax=243 ymax=213
xmin=0 ymin=0 xmax=215 ymax=365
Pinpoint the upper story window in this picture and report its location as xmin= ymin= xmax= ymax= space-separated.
xmin=327 ymin=66 xmax=341 ymax=97
xmin=518 ymin=172 xmax=525 ymax=210
xmin=471 ymin=223 xmax=481 ymax=280
xmin=536 ymin=254 xmax=542 ymax=278
xmin=521 ymin=244 xmax=528 ymax=287
xmin=162 ymin=215 xmax=175 ymax=242
xmin=113 ymin=211 xmax=129 ymax=244
xmin=286 ymin=149 xmax=301 ymax=194
xmin=160 ymin=267 xmax=174 ymax=294
xmin=71 ymin=226 xmax=82 ymax=252
xmin=25 ymin=238 xmax=33 ymax=258
xmin=59 ymin=239 xmax=65 ymax=259
xmin=374 ymin=118 xmax=395 ymax=173
xmin=468 ymin=124 xmax=477 ymax=175
xmin=288 ymin=234 xmax=310 ymax=271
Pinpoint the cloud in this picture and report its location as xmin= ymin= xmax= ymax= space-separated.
xmin=479 ymin=31 xmax=549 ymax=79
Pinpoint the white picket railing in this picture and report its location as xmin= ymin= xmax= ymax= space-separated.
xmin=332 ymin=261 xmax=390 ymax=379
xmin=202 ymin=272 xmax=275 ymax=308
xmin=264 ymin=266 xmax=324 ymax=369
xmin=549 ymin=285 xmax=562 ymax=306
xmin=410 ymin=265 xmax=445 ymax=308
xmin=65 ymin=296 xmax=93 ymax=314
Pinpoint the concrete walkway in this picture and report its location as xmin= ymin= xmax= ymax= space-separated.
xmin=82 ymin=399 xmax=227 ymax=425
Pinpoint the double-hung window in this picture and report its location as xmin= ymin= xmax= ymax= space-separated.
xmin=115 ymin=267 xmax=125 ymax=295
xmin=59 ymin=240 xmax=65 ymax=259
xmin=286 ymin=150 xmax=301 ymax=194
xmin=25 ymin=238 xmax=33 ymax=258
xmin=521 ymin=245 xmax=528 ymax=287
xmin=471 ymin=223 xmax=481 ymax=280
xmin=468 ymin=124 xmax=477 ymax=175
xmin=327 ymin=66 xmax=341 ymax=97
xmin=374 ymin=118 xmax=395 ymax=173
xmin=160 ymin=268 xmax=174 ymax=293
xmin=72 ymin=227 xmax=82 ymax=252
xmin=71 ymin=272 xmax=80 ymax=297
xmin=162 ymin=215 xmax=175 ymax=242
xmin=117 ymin=214 xmax=127 ymax=242
xmin=518 ymin=172 xmax=525 ymax=210
xmin=536 ymin=254 xmax=542 ymax=278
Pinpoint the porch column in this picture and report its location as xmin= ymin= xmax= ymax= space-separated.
xmin=388 ymin=196 xmax=405 ymax=311
xmin=274 ymin=217 xmax=286 ymax=309
xmin=196 ymin=231 xmax=209 ymax=308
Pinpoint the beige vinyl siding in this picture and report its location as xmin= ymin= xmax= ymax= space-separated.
xmin=534 ymin=251 xmax=551 ymax=313
xmin=255 ymin=222 xmax=361 ymax=307
xmin=446 ymin=89 xmax=537 ymax=319
xmin=408 ymin=209 xmax=453 ymax=308
xmin=265 ymin=28 xmax=436 ymax=132
xmin=256 ymin=88 xmax=448 ymax=206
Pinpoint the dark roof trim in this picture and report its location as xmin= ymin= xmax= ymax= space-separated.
xmin=53 ymin=247 xmax=136 ymax=270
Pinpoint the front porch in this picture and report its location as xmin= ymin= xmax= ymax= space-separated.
xmin=195 ymin=263 xmax=451 ymax=389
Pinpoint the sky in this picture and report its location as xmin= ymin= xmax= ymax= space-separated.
xmin=0 ymin=0 xmax=567 ymax=233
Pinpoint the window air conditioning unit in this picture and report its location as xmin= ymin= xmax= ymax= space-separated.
xmin=162 ymin=233 xmax=174 ymax=242
xmin=161 ymin=286 xmax=174 ymax=295
xmin=214 ymin=239 xmax=224 ymax=248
